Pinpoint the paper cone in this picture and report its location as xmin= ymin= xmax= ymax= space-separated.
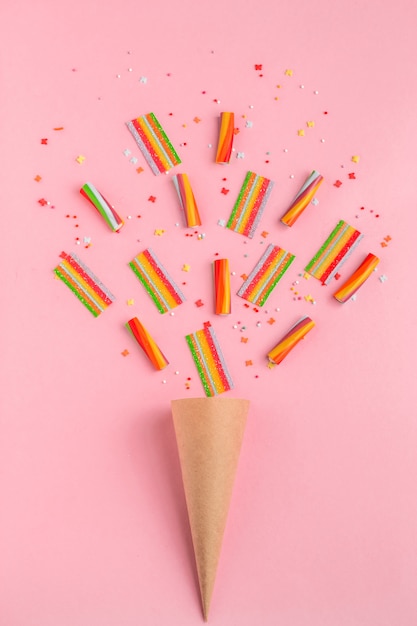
xmin=171 ymin=397 xmax=250 ymax=620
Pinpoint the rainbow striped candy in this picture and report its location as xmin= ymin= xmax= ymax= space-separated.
xmin=237 ymin=244 xmax=295 ymax=306
xmin=333 ymin=253 xmax=379 ymax=303
xmin=305 ymin=220 xmax=363 ymax=284
xmin=214 ymin=258 xmax=231 ymax=315
xmin=54 ymin=252 xmax=115 ymax=317
xmin=172 ymin=173 xmax=202 ymax=227
xmin=227 ymin=171 xmax=274 ymax=238
xmin=126 ymin=112 xmax=181 ymax=175
xmin=268 ymin=316 xmax=315 ymax=365
xmin=215 ymin=112 xmax=234 ymax=164
xmin=126 ymin=316 xmax=169 ymax=370
xmin=80 ymin=182 xmax=124 ymax=232
xmin=185 ymin=322 xmax=233 ymax=396
xmin=129 ymin=248 xmax=186 ymax=314
xmin=280 ymin=170 xmax=324 ymax=227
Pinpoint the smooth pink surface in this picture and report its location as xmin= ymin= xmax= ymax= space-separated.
xmin=2 ymin=1 xmax=417 ymax=624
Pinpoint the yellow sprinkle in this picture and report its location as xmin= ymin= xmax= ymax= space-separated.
xmin=267 ymin=361 xmax=276 ymax=369
xmin=297 ymin=129 xmax=305 ymax=136
xmin=303 ymin=272 xmax=311 ymax=280
xmin=154 ymin=229 xmax=165 ymax=236
xmin=182 ymin=264 xmax=191 ymax=272
xmin=284 ymin=69 xmax=293 ymax=76
xmin=127 ymin=299 xmax=134 ymax=306
xmin=351 ymin=155 xmax=360 ymax=163
xmin=75 ymin=155 xmax=86 ymax=164
xmin=307 ymin=120 xmax=315 ymax=127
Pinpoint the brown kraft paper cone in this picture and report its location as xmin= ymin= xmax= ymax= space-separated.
xmin=171 ymin=397 xmax=250 ymax=621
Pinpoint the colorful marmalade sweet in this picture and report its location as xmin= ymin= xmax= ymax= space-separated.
xmin=333 ymin=253 xmax=380 ymax=302
xmin=227 ymin=171 xmax=274 ymax=238
xmin=185 ymin=322 xmax=233 ymax=396
xmin=129 ymin=248 xmax=186 ymax=314
xmin=80 ymin=182 xmax=124 ymax=232
xmin=172 ymin=173 xmax=202 ymax=227
xmin=267 ymin=316 xmax=315 ymax=365
xmin=280 ymin=170 xmax=323 ymax=227
xmin=213 ymin=259 xmax=231 ymax=315
xmin=126 ymin=112 xmax=181 ymax=175
xmin=126 ymin=317 xmax=169 ymax=370
xmin=305 ymin=220 xmax=363 ymax=284
xmin=237 ymin=244 xmax=295 ymax=306
xmin=215 ymin=112 xmax=234 ymax=164
xmin=54 ymin=251 xmax=115 ymax=317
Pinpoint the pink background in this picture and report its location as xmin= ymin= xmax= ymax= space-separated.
xmin=2 ymin=0 xmax=417 ymax=624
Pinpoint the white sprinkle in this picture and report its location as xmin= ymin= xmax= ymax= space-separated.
xmin=320 ymin=138 xmax=325 ymax=143
xmin=290 ymin=174 xmax=295 ymax=179
xmin=314 ymin=90 xmax=319 ymax=94
xmin=128 ymin=68 xmax=133 ymax=72
xmin=300 ymin=84 xmax=305 ymax=89
xmin=284 ymin=148 xmax=288 ymax=153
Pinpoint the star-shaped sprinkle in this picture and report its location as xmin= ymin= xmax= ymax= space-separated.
xmin=130 ymin=157 xmax=138 ymax=164
xmin=267 ymin=318 xmax=276 ymax=325
xmin=254 ymin=64 xmax=262 ymax=70
xmin=148 ymin=196 xmax=156 ymax=202
xmin=297 ymin=129 xmax=305 ymax=136
xmin=236 ymin=151 xmax=245 ymax=159
xmin=195 ymin=299 xmax=204 ymax=307
xmin=136 ymin=167 xmax=144 ymax=174
xmin=311 ymin=198 xmax=319 ymax=206
xmin=348 ymin=172 xmax=356 ymax=179
xmin=261 ymin=231 xmax=269 ymax=238
xmin=121 ymin=350 xmax=129 ymax=357
xmin=139 ymin=76 xmax=147 ymax=84
xmin=221 ymin=187 xmax=229 ymax=195
xmin=38 ymin=198 xmax=48 ymax=206
xmin=241 ymin=337 xmax=248 ymax=343
xmin=217 ymin=219 xmax=226 ymax=227
xmin=379 ymin=275 xmax=388 ymax=283
xmin=182 ymin=264 xmax=190 ymax=272
xmin=193 ymin=117 xmax=201 ymax=123
xmin=123 ymin=149 xmax=131 ymax=157
xmin=75 ymin=155 xmax=86 ymax=164
xmin=334 ymin=180 xmax=342 ymax=187
xmin=34 ymin=175 xmax=42 ymax=182
xmin=245 ymin=360 xmax=253 ymax=366
xmin=154 ymin=229 xmax=165 ymax=236
xmin=245 ymin=120 xmax=253 ymax=128
xmin=307 ymin=120 xmax=315 ymax=127
xmin=41 ymin=138 xmax=48 ymax=145
xmin=284 ymin=69 xmax=293 ymax=76
xmin=127 ymin=299 xmax=135 ymax=305
xmin=351 ymin=155 xmax=360 ymax=163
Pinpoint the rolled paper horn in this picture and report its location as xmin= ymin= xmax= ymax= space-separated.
xmin=280 ymin=170 xmax=323 ymax=227
xmin=172 ymin=173 xmax=202 ymax=227
xmin=172 ymin=397 xmax=250 ymax=621
xmin=213 ymin=258 xmax=231 ymax=315
xmin=215 ymin=112 xmax=234 ymax=164
xmin=333 ymin=253 xmax=379 ymax=302
xmin=80 ymin=182 xmax=124 ymax=232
